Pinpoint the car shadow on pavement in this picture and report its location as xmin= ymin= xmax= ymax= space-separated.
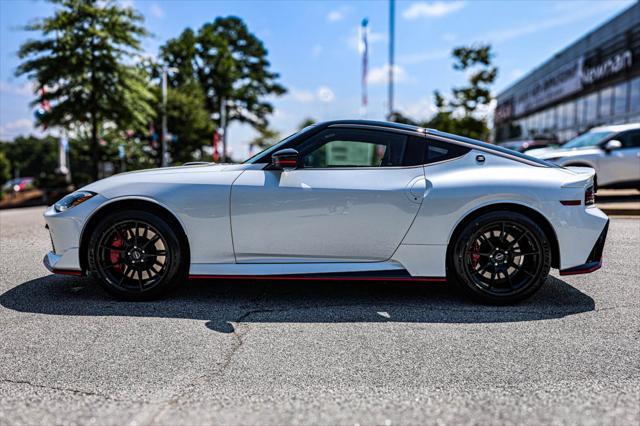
xmin=1 ymin=274 xmax=595 ymax=333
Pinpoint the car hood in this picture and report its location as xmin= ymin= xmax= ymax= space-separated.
xmin=81 ymin=162 xmax=256 ymax=195
xmin=527 ymin=146 xmax=602 ymax=160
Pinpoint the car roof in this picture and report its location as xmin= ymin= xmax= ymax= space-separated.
xmin=320 ymin=119 xmax=425 ymax=133
xmin=589 ymin=122 xmax=640 ymax=133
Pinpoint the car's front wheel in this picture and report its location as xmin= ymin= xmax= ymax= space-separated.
xmin=87 ymin=209 xmax=186 ymax=300
xmin=451 ymin=211 xmax=551 ymax=304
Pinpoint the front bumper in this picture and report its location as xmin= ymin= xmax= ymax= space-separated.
xmin=43 ymin=193 xmax=107 ymax=275
xmin=43 ymin=252 xmax=82 ymax=276
xmin=560 ymin=219 xmax=609 ymax=275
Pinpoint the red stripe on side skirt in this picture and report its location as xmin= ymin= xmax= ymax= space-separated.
xmin=53 ymin=269 xmax=83 ymax=276
xmin=188 ymin=274 xmax=447 ymax=282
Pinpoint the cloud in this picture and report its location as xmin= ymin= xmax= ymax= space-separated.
xmin=403 ymin=1 xmax=465 ymax=19
xmin=316 ymin=86 xmax=335 ymax=103
xmin=0 ymin=118 xmax=35 ymax=139
xmin=327 ymin=5 xmax=351 ymax=22
xmin=291 ymin=89 xmax=315 ymax=103
xmin=289 ymin=86 xmax=335 ymax=103
xmin=0 ymin=81 xmax=34 ymax=96
xmin=348 ymin=27 xmax=386 ymax=52
xmin=327 ymin=10 xmax=344 ymax=22
xmin=398 ymin=97 xmax=438 ymax=120
xmin=368 ymin=64 xmax=407 ymax=85
xmin=149 ymin=3 xmax=164 ymax=19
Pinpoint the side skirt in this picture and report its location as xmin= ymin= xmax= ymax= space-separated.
xmin=189 ymin=269 xmax=446 ymax=282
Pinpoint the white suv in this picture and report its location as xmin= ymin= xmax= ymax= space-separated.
xmin=528 ymin=123 xmax=640 ymax=189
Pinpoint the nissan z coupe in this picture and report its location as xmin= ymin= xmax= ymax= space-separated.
xmin=44 ymin=120 xmax=609 ymax=304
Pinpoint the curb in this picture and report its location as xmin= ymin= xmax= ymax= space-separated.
xmin=599 ymin=207 xmax=640 ymax=216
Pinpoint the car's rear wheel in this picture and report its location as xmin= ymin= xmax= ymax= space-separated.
xmin=451 ymin=211 xmax=551 ymax=304
xmin=87 ymin=209 xmax=185 ymax=300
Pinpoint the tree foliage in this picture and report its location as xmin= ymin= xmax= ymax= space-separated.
xmin=16 ymin=0 xmax=155 ymax=180
xmin=153 ymin=82 xmax=216 ymax=164
xmin=0 ymin=136 xmax=59 ymax=182
xmin=0 ymin=150 xmax=10 ymax=185
xmin=389 ymin=44 xmax=497 ymax=141
xmin=160 ymin=17 xmax=286 ymax=129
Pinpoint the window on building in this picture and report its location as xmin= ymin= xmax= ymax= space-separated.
xmin=599 ymin=87 xmax=613 ymax=118
xmin=630 ymin=77 xmax=640 ymax=113
xmin=576 ymin=96 xmax=586 ymax=125
xmin=613 ymin=82 xmax=628 ymax=117
xmin=585 ymin=92 xmax=598 ymax=123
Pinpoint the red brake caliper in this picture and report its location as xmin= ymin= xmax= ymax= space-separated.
xmin=110 ymin=233 xmax=124 ymax=272
xmin=470 ymin=240 xmax=481 ymax=268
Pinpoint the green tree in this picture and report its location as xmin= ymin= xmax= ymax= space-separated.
xmin=0 ymin=136 xmax=59 ymax=181
xmin=0 ymin=150 xmax=10 ymax=185
xmin=450 ymin=44 xmax=497 ymax=116
xmin=152 ymin=82 xmax=215 ymax=164
xmin=16 ymin=0 xmax=155 ymax=181
xmin=389 ymin=44 xmax=497 ymax=141
xmin=160 ymin=17 xmax=286 ymax=150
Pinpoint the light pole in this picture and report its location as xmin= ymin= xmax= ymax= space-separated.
xmin=388 ymin=0 xmax=395 ymax=119
xmin=161 ymin=65 xmax=178 ymax=167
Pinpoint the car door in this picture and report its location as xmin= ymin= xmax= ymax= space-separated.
xmin=598 ymin=130 xmax=640 ymax=186
xmin=230 ymin=127 xmax=426 ymax=263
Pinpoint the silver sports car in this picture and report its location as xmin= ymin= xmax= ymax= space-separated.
xmin=44 ymin=120 xmax=609 ymax=304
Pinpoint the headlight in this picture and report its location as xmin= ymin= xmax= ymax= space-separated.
xmin=54 ymin=191 xmax=96 ymax=212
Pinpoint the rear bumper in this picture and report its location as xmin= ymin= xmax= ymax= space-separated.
xmin=560 ymin=219 xmax=609 ymax=276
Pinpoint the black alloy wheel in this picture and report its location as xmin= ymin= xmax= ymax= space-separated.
xmin=451 ymin=211 xmax=551 ymax=304
xmin=88 ymin=210 xmax=185 ymax=300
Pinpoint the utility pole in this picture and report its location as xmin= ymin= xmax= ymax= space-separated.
xmin=220 ymin=97 xmax=228 ymax=162
xmin=161 ymin=65 xmax=168 ymax=167
xmin=160 ymin=65 xmax=178 ymax=167
xmin=388 ymin=0 xmax=395 ymax=119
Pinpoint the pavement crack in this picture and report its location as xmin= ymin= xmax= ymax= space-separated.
xmin=0 ymin=377 xmax=140 ymax=403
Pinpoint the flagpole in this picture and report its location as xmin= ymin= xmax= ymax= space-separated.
xmin=361 ymin=18 xmax=369 ymax=117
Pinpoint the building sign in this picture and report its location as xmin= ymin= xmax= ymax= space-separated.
xmin=512 ymin=58 xmax=583 ymax=117
xmin=499 ymin=48 xmax=637 ymax=119
xmin=581 ymin=49 xmax=633 ymax=85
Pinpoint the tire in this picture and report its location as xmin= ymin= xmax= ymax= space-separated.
xmin=450 ymin=211 xmax=551 ymax=304
xmin=87 ymin=209 xmax=186 ymax=300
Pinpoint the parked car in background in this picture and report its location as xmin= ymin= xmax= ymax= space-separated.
xmin=0 ymin=177 xmax=45 ymax=208
xmin=0 ymin=175 xmax=74 ymax=209
xmin=528 ymin=124 xmax=640 ymax=189
xmin=498 ymin=136 xmax=559 ymax=153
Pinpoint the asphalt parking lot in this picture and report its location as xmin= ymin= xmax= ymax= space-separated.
xmin=0 ymin=207 xmax=639 ymax=425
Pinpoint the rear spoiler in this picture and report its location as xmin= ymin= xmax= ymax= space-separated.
xmin=561 ymin=166 xmax=596 ymax=189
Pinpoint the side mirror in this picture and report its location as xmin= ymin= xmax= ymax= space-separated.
xmin=271 ymin=148 xmax=299 ymax=170
xmin=603 ymin=139 xmax=622 ymax=152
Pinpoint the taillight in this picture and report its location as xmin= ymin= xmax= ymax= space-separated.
xmin=585 ymin=185 xmax=595 ymax=206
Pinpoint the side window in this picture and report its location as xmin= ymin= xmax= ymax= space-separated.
xmin=300 ymin=129 xmax=408 ymax=168
xmin=424 ymin=138 xmax=470 ymax=164
xmin=617 ymin=130 xmax=640 ymax=148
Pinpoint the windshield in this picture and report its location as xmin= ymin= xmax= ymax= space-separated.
xmin=563 ymin=131 xmax=614 ymax=149
xmin=243 ymin=125 xmax=316 ymax=163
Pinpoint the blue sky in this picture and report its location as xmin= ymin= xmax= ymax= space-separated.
xmin=0 ymin=0 xmax=635 ymax=159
